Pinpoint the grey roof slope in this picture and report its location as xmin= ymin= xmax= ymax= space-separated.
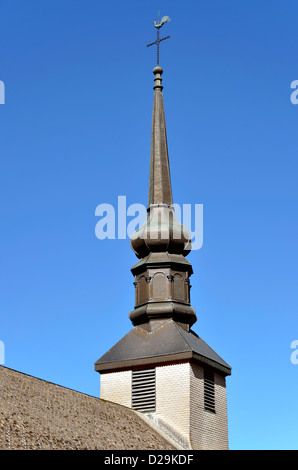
xmin=95 ymin=320 xmax=231 ymax=376
xmin=0 ymin=366 xmax=175 ymax=450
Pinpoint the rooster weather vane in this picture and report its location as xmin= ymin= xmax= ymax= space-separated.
xmin=146 ymin=15 xmax=171 ymax=66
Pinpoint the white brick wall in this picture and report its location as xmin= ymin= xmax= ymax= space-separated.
xmin=99 ymin=361 xmax=229 ymax=450
xmin=100 ymin=370 xmax=131 ymax=408
xmin=190 ymin=363 xmax=229 ymax=450
xmin=155 ymin=362 xmax=191 ymax=444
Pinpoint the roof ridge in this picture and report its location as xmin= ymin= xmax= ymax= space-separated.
xmin=0 ymin=365 xmax=100 ymax=401
xmin=172 ymin=325 xmax=232 ymax=372
xmin=172 ymin=322 xmax=193 ymax=351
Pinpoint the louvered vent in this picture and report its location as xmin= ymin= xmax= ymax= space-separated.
xmin=132 ymin=368 xmax=156 ymax=412
xmin=204 ymin=369 xmax=215 ymax=413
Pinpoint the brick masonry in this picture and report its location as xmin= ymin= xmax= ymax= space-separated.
xmin=99 ymin=361 xmax=229 ymax=450
xmin=190 ymin=363 xmax=229 ymax=450
xmin=100 ymin=370 xmax=131 ymax=409
xmin=155 ymin=362 xmax=190 ymax=444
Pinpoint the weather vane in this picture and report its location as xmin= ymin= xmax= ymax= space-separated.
xmin=146 ymin=15 xmax=171 ymax=66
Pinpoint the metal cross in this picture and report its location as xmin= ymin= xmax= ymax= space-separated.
xmin=146 ymin=16 xmax=171 ymax=66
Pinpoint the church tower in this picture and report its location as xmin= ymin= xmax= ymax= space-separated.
xmin=95 ymin=17 xmax=231 ymax=450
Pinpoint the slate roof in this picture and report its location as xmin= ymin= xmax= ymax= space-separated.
xmin=95 ymin=320 xmax=231 ymax=376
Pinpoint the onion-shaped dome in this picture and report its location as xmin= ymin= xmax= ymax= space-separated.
xmin=130 ymin=204 xmax=192 ymax=259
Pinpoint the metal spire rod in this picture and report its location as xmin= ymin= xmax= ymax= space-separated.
xmin=146 ymin=15 xmax=171 ymax=66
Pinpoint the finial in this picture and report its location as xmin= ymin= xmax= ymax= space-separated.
xmin=153 ymin=65 xmax=163 ymax=90
xmin=146 ymin=15 xmax=171 ymax=66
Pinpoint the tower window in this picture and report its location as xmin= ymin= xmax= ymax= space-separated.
xmin=132 ymin=368 xmax=156 ymax=412
xmin=204 ymin=369 xmax=215 ymax=413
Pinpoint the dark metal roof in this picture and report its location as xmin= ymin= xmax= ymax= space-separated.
xmin=95 ymin=320 xmax=231 ymax=376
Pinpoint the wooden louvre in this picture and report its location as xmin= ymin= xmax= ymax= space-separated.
xmin=204 ymin=369 xmax=215 ymax=412
xmin=132 ymin=369 xmax=156 ymax=412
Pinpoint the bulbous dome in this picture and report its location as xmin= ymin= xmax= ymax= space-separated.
xmin=130 ymin=204 xmax=192 ymax=259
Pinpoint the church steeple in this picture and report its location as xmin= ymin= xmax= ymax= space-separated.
xmin=129 ymin=57 xmax=196 ymax=328
xmin=95 ymin=18 xmax=231 ymax=450
xmin=130 ymin=66 xmax=192 ymax=261
xmin=148 ymin=66 xmax=173 ymax=207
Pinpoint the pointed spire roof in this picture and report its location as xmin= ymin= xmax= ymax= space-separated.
xmin=130 ymin=66 xmax=192 ymax=260
xmin=148 ymin=66 xmax=173 ymax=207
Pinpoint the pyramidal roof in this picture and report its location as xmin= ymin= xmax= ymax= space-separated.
xmin=95 ymin=320 xmax=231 ymax=376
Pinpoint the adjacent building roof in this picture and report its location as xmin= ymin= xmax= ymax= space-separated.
xmin=0 ymin=366 xmax=175 ymax=450
xmin=95 ymin=320 xmax=231 ymax=376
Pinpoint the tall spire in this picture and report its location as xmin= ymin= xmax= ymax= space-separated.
xmin=95 ymin=20 xmax=231 ymax=450
xmin=129 ymin=18 xmax=196 ymax=328
xmin=146 ymin=16 xmax=172 ymax=207
xmin=130 ymin=65 xmax=192 ymax=260
xmin=148 ymin=66 xmax=173 ymax=207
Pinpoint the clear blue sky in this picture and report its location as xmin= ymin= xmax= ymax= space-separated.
xmin=0 ymin=0 xmax=298 ymax=450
